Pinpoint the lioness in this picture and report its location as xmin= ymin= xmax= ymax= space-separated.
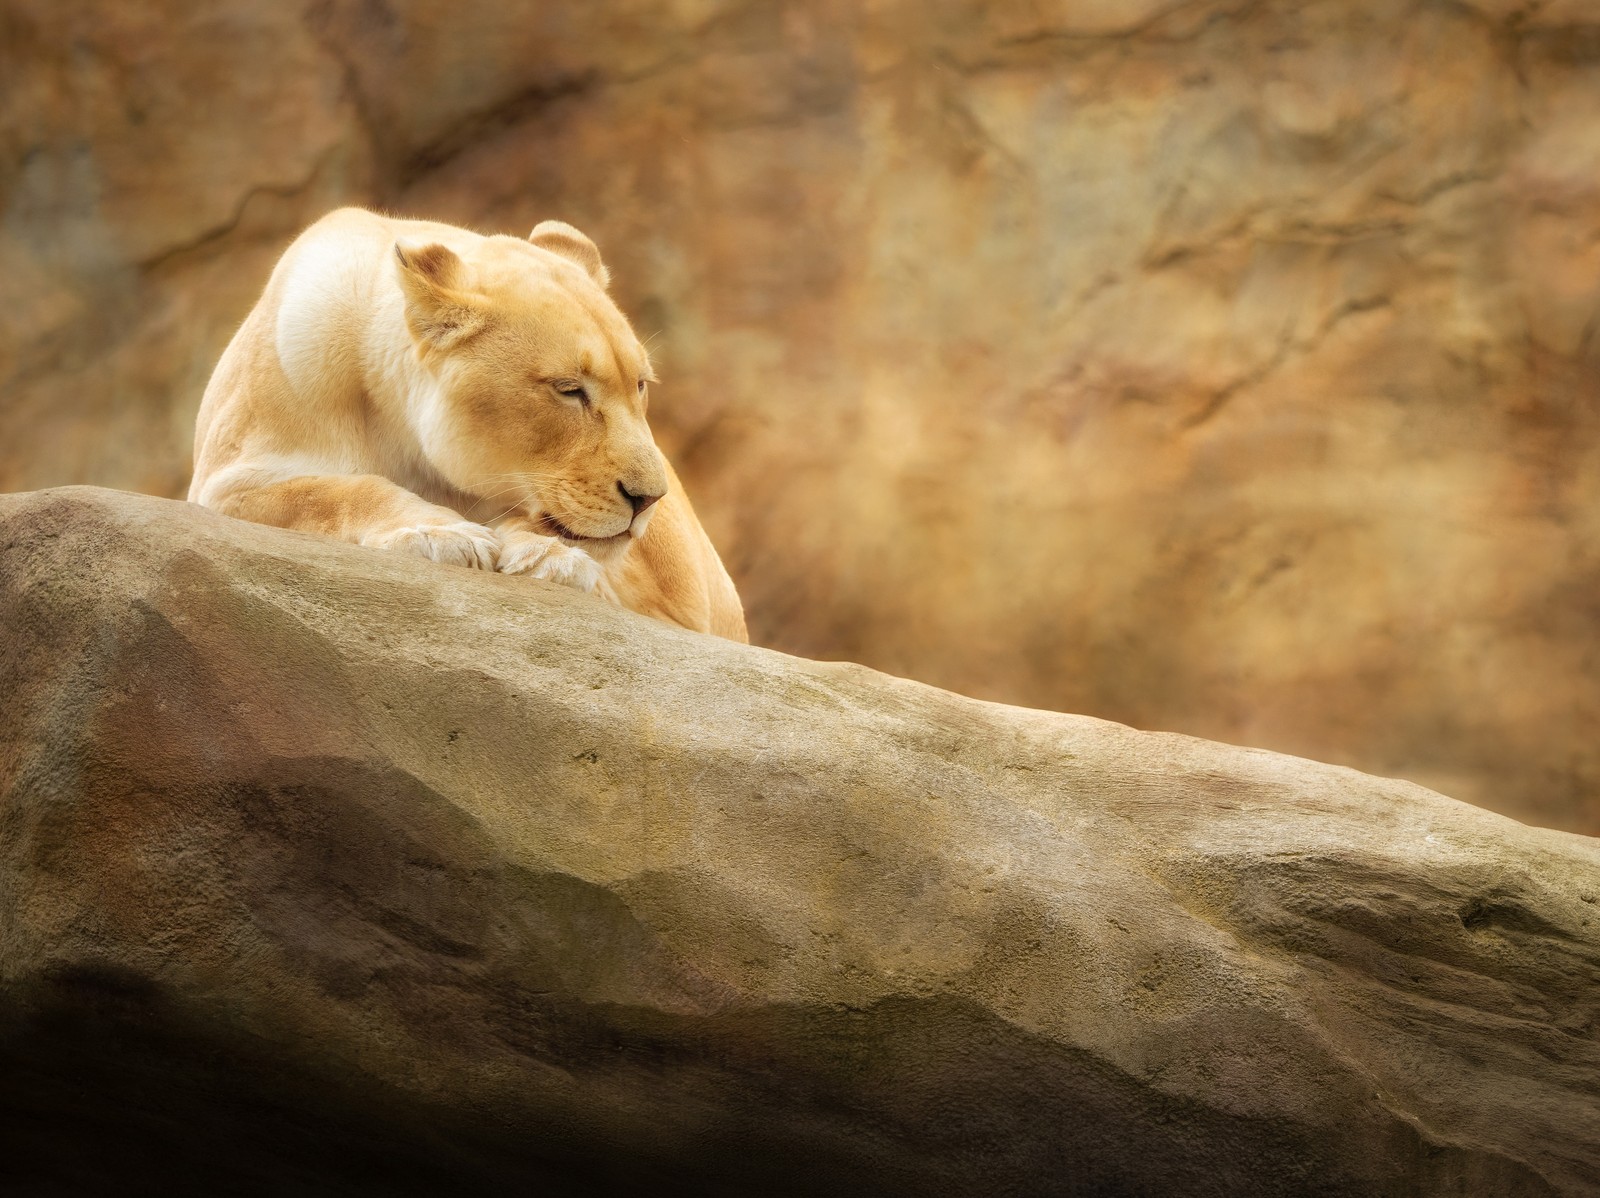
xmin=189 ymin=207 xmax=746 ymax=641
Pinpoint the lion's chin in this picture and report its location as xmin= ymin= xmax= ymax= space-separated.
xmin=537 ymin=514 xmax=633 ymax=562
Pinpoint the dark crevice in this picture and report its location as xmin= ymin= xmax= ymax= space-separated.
xmin=392 ymin=72 xmax=600 ymax=190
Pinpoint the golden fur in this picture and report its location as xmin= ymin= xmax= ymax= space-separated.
xmin=189 ymin=207 xmax=746 ymax=641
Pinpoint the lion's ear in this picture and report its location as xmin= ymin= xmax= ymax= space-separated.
xmin=529 ymin=220 xmax=610 ymax=289
xmin=393 ymin=241 xmax=486 ymax=351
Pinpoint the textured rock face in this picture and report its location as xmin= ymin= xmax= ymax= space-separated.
xmin=2 ymin=488 xmax=1598 ymax=1195
xmin=2 ymin=3 xmax=1599 ymax=837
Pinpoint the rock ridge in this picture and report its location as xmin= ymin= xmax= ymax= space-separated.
xmin=1 ymin=487 xmax=1597 ymax=1196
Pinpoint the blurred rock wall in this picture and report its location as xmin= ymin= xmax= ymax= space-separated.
xmin=3 ymin=0 xmax=1597 ymax=831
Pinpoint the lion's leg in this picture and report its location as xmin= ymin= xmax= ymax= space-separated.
xmin=211 ymin=471 xmax=499 ymax=570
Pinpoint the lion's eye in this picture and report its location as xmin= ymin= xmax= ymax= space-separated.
xmin=636 ymin=379 xmax=646 ymax=393
xmin=556 ymin=384 xmax=588 ymax=405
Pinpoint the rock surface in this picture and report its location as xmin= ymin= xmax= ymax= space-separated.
xmin=3 ymin=2 xmax=1599 ymax=834
xmin=2 ymin=487 xmax=1597 ymax=1196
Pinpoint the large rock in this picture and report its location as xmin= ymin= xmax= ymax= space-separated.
xmin=2 ymin=2 xmax=1599 ymax=834
xmin=2 ymin=487 xmax=1597 ymax=1196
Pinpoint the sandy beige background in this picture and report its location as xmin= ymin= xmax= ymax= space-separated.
xmin=3 ymin=0 xmax=1596 ymax=832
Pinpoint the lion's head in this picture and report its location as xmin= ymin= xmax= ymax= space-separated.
xmin=392 ymin=221 xmax=667 ymax=557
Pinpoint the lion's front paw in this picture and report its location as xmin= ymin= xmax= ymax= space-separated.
xmin=366 ymin=521 xmax=499 ymax=571
xmin=497 ymin=531 xmax=604 ymax=594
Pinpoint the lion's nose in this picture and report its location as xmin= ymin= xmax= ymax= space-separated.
xmin=618 ymin=481 xmax=662 ymax=515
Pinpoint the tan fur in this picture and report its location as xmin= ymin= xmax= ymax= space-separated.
xmin=189 ymin=207 xmax=747 ymax=641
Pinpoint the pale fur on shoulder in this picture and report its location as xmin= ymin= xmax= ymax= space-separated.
xmin=189 ymin=206 xmax=747 ymax=641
